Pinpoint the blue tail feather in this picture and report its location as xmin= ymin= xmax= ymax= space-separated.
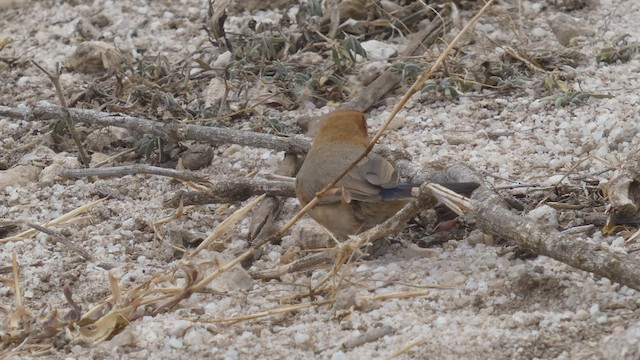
xmin=380 ymin=182 xmax=480 ymax=200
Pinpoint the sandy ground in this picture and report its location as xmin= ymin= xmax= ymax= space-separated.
xmin=2 ymin=0 xmax=640 ymax=359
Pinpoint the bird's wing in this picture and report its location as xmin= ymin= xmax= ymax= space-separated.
xmin=300 ymin=152 xmax=400 ymax=205
xmin=337 ymin=153 xmax=399 ymax=203
xmin=356 ymin=153 xmax=398 ymax=188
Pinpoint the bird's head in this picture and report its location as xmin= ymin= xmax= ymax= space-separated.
xmin=314 ymin=109 xmax=370 ymax=147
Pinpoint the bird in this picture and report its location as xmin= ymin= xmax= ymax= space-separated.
xmin=295 ymin=109 xmax=478 ymax=241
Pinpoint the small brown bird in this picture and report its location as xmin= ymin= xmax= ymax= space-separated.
xmin=295 ymin=109 xmax=477 ymax=240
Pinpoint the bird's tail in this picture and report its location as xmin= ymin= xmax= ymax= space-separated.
xmin=381 ymin=182 xmax=480 ymax=200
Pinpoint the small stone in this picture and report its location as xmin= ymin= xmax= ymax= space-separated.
xmin=526 ymin=205 xmax=559 ymax=229
xmin=66 ymin=41 xmax=128 ymax=74
xmin=331 ymin=351 xmax=348 ymax=360
xmin=333 ymin=289 xmax=357 ymax=312
xmin=360 ymin=40 xmax=397 ymax=61
xmin=39 ymin=154 xmax=81 ymax=183
xmin=574 ymin=309 xmax=589 ymax=321
xmin=224 ymin=349 xmax=239 ymax=360
xmin=168 ymin=319 xmax=192 ymax=336
xmin=213 ymin=51 xmax=232 ymax=68
xmin=294 ymin=332 xmax=310 ymax=346
xmin=547 ymin=13 xmax=594 ymax=46
xmin=167 ymin=337 xmax=184 ymax=349
xmin=200 ymin=252 xmax=254 ymax=292
xmin=108 ymin=329 xmax=136 ymax=347
xmin=467 ymin=229 xmax=485 ymax=246
xmin=287 ymin=218 xmax=334 ymax=250
xmin=0 ymin=165 xmax=40 ymax=190
xmin=181 ymin=145 xmax=214 ymax=170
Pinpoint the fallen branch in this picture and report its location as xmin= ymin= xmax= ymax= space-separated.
xmin=165 ymin=177 xmax=294 ymax=206
xmin=405 ymin=164 xmax=640 ymax=291
xmin=471 ymin=185 xmax=640 ymax=291
xmin=0 ymin=102 xmax=406 ymax=161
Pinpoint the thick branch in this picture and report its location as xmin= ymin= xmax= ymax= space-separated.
xmin=0 ymin=102 xmax=405 ymax=160
xmin=471 ymin=186 xmax=640 ymax=291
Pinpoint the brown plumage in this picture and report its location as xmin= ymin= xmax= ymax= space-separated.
xmin=295 ymin=109 xmax=409 ymax=239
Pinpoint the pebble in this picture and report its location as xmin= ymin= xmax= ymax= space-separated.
xmin=331 ymin=351 xmax=348 ymax=360
xmin=224 ymin=349 xmax=239 ymax=360
xmin=574 ymin=309 xmax=589 ymax=321
xmin=167 ymin=337 xmax=184 ymax=349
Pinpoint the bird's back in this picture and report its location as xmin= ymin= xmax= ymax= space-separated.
xmin=295 ymin=142 xmax=366 ymax=204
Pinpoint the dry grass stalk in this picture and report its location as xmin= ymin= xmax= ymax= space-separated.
xmin=196 ymin=299 xmax=334 ymax=325
xmin=11 ymin=252 xmax=22 ymax=309
xmin=194 ymin=285 xmax=452 ymax=326
xmin=1 ymin=198 xmax=105 ymax=243
xmin=190 ymin=194 xmax=266 ymax=258
xmin=0 ymin=253 xmax=36 ymax=357
xmin=385 ymin=337 xmax=428 ymax=360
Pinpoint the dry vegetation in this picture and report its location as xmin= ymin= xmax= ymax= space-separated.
xmin=2 ymin=0 xmax=640 ymax=359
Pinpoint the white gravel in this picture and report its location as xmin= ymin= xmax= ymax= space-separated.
xmin=2 ymin=0 xmax=640 ymax=359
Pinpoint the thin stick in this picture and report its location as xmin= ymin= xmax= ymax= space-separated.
xmin=60 ymin=164 xmax=209 ymax=183
xmin=385 ymin=337 xmax=428 ymax=360
xmin=195 ymin=299 xmax=334 ymax=324
xmin=342 ymin=326 xmax=395 ymax=350
xmin=91 ymin=148 xmax=136 ymax=168
xmin=0 ymin=102 xmax=406 ymax=161
xmin=23 ymin=222 xmax=94 ymax=262
xmin=31 ymin=61 xmax=91 ymax=167
xmin=12 ymin=252 xmax=23 ymax=309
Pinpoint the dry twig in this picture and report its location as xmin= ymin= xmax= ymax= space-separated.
xmin=0 ymin=102 xmax=405 ymax=161
xmin=60 ymin=164 xmax=209 ymax=183
xmin=31 ymin=61 xmax=91 ymax=167
xmin=23 ymin=222 xmax=94 ymax=262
